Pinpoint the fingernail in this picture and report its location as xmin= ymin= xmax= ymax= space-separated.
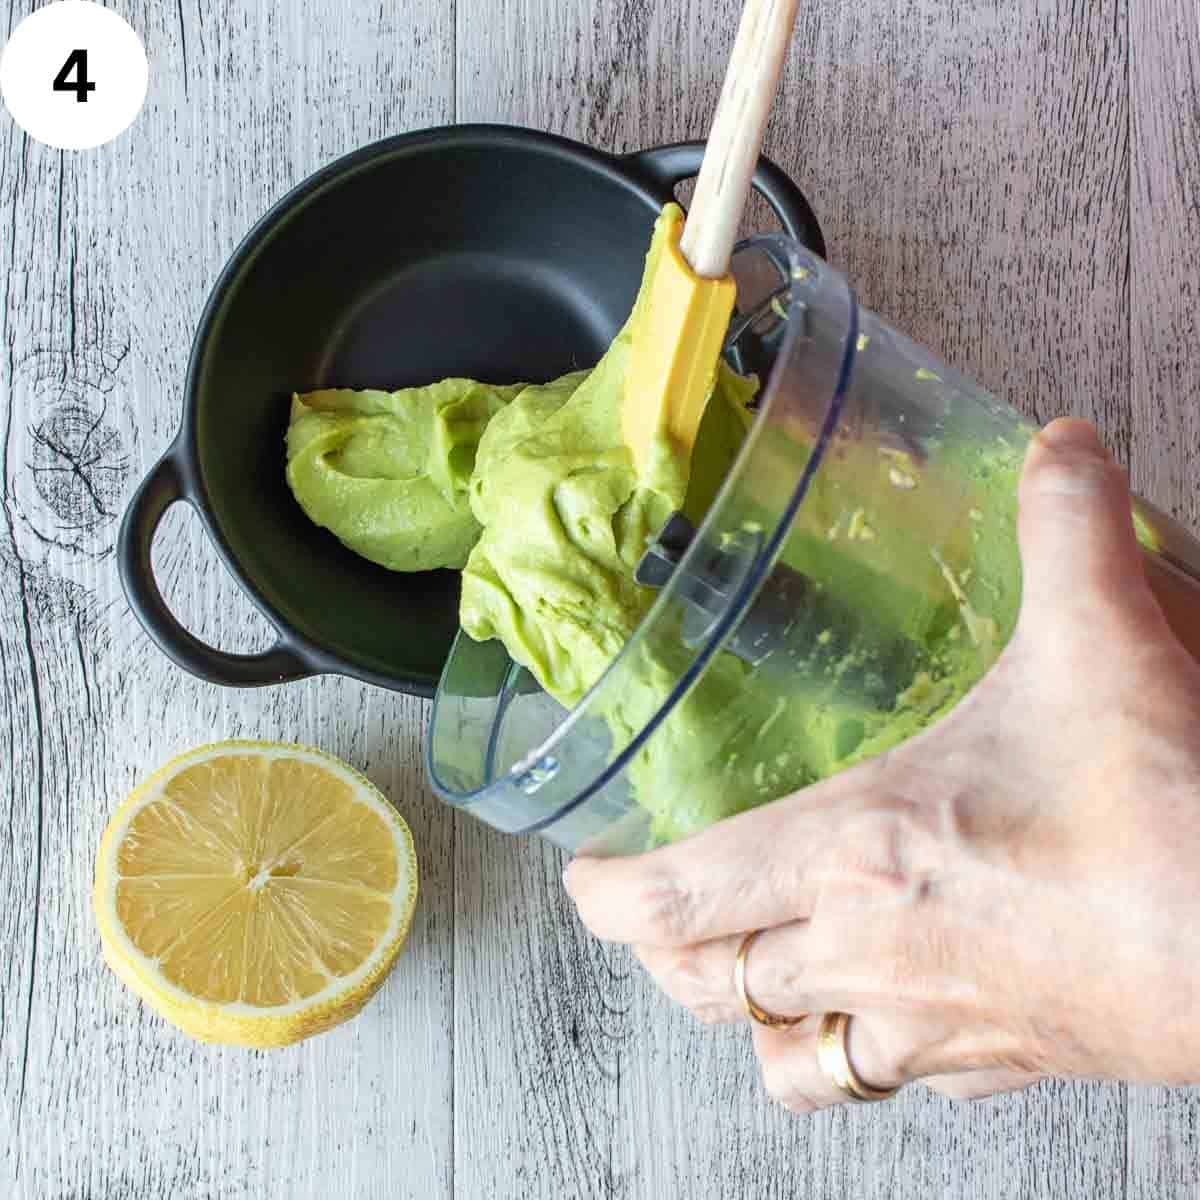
xmin=1037 ymin=417 xmax=1106 ymax=457
xmin=562 ymin=864 xmax=576 ymax=895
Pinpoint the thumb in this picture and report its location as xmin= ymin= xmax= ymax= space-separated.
xmin=1016 ymin=418 xmax=1158 ymax=639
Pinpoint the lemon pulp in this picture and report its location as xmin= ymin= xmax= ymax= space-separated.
xmin=93 ymin=741 xmax=418 ymax=1047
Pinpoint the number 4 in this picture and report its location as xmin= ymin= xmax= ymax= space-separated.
xmin=54 ymin=49 xmax=96 ymax=103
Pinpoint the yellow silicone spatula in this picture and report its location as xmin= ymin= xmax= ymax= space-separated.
xmin=624 ymin=0 xmax=801 ymax=472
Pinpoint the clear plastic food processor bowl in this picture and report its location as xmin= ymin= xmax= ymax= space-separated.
xmin=426 ymin=235 xmax=1200 ymax=857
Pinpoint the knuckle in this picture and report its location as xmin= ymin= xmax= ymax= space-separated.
xmin=834 ymin=807 xmax=925 ymax=891
xmin=636 ymin=875 xmax=696 ymax=944
xmin=637 ymin=944 xmax=728 ymax=1019
xmin=653 ymin=947 xmax=704 ymax=1000
xmin=753 ymin=953 xmax=808 ymax=1004
xmin=1000 ymin=1036 xmax=1054 ymax=1076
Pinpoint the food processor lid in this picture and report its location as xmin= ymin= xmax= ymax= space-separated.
xmin=425 ymin=235 xmax=858 ymax=838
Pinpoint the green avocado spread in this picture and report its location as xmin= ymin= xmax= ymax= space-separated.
xmin=286 ymin=203 xmax=1028 ymax=844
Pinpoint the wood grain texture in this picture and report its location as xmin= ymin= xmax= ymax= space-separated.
xmin=1129 ymin=0 xmax=1200 ymax=530
xmin=771 ymin=0 xmax=1133 ymax=447
xmin=1 ymin=1 xmax=456 ymax=1198
xmin=1126 ymin=0 xmax=1200 ymax=1192
xmin=2 ymin=0 xmax=1199 ymax=1197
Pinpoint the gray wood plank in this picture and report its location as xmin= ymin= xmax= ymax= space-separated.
xmin=1 ymin=1 xmax=456 ymax=1197
xmin=1129 ymin=0 xmax=1200 ymax=531
xmin=1127 ymin=0 xmax=1200 ymax=1192
xmin=771 ymin=0 xmax=1133 ymax=447
xmin=454 ymin=2 xmax=1130 ymax=1198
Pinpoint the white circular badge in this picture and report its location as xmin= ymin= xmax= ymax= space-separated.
xmin=0 ymin=1 xmax=148 ymax=150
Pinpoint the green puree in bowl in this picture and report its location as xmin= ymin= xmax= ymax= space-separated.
xmin=286 ymin=378 xmax=524 ymax=571
xmin=286 ymin=203 xmax=1030 ymax=844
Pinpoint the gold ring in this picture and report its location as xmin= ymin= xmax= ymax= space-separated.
xmin=816 ymin=1012 xmax=900 ymax=1103
xmin=733 ymin=930 xmax=806 ymax=1028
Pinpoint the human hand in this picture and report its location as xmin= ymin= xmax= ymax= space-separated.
xmin=564 ymin=419 xmax=1200 ymax=1112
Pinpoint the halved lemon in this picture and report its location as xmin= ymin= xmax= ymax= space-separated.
xmin=93 ymin=740 xmax=418 ymax=1047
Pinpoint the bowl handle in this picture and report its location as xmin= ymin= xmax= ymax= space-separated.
xmin=624 ymin=142 xmax=826 ymax=260
xmin=117 ymin=453 xmax=316 ymax=688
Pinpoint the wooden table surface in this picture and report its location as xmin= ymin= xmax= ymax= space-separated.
xmin=3 ymin=1 xmax=1199 ymax=1197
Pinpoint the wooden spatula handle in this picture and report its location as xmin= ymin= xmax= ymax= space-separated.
xmin=680 ymin=0 xmax=801 ymax=279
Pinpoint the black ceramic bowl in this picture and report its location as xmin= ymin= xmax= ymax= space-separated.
xmin=118 ymin=124 xmax=826 ymax=697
